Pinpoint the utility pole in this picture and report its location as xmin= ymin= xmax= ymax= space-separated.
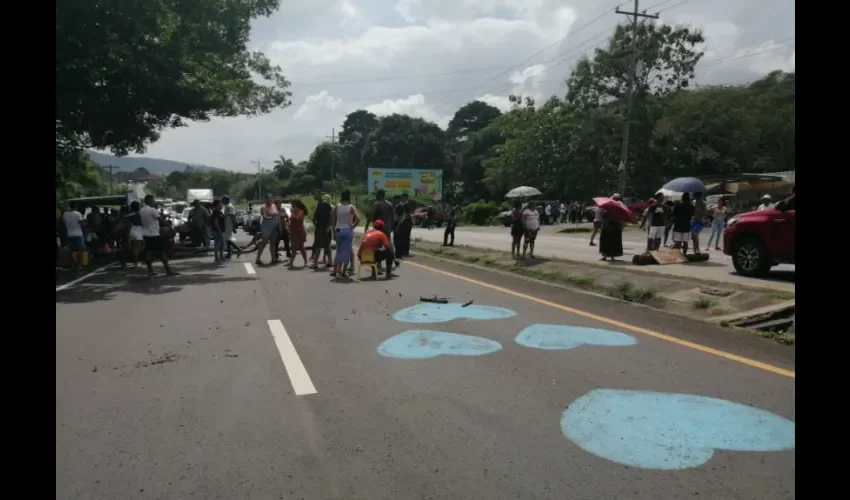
xmin=250 ymin=159 xmax=263 ymax=200
xmin=615 ymin=0 xmax=658 ymax=195
xmin=103 ymin=164 xmax=118 ymax=194
xmin=326 ymin=128 xmax=336 ymax=183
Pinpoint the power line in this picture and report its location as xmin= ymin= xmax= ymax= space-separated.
xmin=427 ymin=1 xmax=628 ymax=115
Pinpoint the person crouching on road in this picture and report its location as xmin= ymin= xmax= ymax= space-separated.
xmin=359 ymin=220 xmax=396 ymax=279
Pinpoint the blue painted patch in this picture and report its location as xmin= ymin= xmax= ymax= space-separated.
xmin=377 ymin=330 xmax=503 ymax=359
xmin=392 ymin=303 xmax=516 ymax=324
xmin=515 ymin=324 xmax=637 ymax=350
xmin=561 ymin=389 xmax=795 ymax=470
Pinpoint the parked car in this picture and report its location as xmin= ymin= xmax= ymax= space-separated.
xmin=622 ymin=197 xmax=651 ymax=219
xmin=412 ymin=207 xmax=444 ymax=227
xmin=723 ymin=194 xmax=795 ymax=277
xmin=235 ymin=210 xmax=247 ymax=227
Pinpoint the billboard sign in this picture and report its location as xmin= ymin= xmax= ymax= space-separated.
xmin=367 ymin=168 xmax=443 ymax=200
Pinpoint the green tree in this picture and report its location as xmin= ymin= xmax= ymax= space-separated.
xmin=273 ymin=155 xmax=296 ymax=180
xmin=447 ymin=101 xmax=502 ymax=141
xmin=361 ymin=114 xmax=452 ymax=175
xmin=56 ymin=0 xmax=292 ymax=156
xmin=339 ymin=110 xmax=380 ymax=182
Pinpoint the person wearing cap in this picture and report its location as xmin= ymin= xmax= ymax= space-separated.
xmin=757 ymin=194 xmax=775 ymax=211
xmin=359 ymin=220 xmax=396 ymax=279
xmin=221 ymin=195 xmax=241 ymax=259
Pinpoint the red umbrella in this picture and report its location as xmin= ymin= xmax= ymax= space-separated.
xmin=593 ymin=197 xmax=636 ymax=224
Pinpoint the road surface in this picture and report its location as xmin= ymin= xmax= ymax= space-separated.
xmin=407 ymin=223 xmax=795 ymax=292
xmin=56 ymin=251 xmax=795 ymax=500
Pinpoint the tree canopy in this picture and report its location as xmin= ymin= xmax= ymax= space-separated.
xmin=56 ymin=0 xmax=291 ymax=156
xmin=60 ymin=17 xmax=794 ymax=210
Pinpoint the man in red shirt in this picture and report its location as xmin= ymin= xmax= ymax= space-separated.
xmin=359 ymin=220 xmax=397 ymax=279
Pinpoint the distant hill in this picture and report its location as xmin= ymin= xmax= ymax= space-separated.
xmin=85 ymin=150 xmax=223 ymax=175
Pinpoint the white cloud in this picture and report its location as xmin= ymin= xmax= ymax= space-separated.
xmin=133 ymin=0 xmax=796 ymax=170
xmin=293 ymin=90 xmax=344 ymax=121
xmin=366 ymin=93 xmax=450 ymax=127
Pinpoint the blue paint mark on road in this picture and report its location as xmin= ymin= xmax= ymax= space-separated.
xmin=561 ymin=389 xmax=795 ymax=470
xmin=515 ymin=324 xmax=637 ymax=350
xmin=378 ymin=330 xmax=503 ymax=359
xmin=393 ymin=303 xmax=516 ymax=324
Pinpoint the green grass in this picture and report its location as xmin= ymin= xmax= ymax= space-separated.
xmin=693 ymin=298 xmax=717 ymax=309
xmin=606 ymin=281 xmax=656 ymax=303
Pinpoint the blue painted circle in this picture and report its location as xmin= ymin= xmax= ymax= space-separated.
xmin=378 ymin=330 xmax=503 ymax=359
xmin=515 ymin=324 xmax=637 ymax=350
xmin=392 ymin=303 xmax=517 ymax=324
xmin=561 ymin=389 xmax=795 ymax=470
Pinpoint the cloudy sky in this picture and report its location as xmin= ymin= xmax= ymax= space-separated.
xmin=134 ymin=0 xmax=795 ymax=171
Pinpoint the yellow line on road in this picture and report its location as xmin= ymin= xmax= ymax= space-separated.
xmin=405 ymin=260 xmax=795 ymax=379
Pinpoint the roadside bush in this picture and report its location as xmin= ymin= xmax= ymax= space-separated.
xmin=462 ymin=200 xmax=501 ymax=226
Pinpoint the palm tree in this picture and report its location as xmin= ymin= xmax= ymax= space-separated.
xmin=273 ymin=155 xmax=295 ymax=180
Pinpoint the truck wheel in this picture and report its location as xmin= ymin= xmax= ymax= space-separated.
xmin=732 ymin=237 xmax=772 ymax=277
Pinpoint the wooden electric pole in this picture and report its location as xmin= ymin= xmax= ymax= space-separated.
xmin=615 ymin=0 xmax=658 ymax=195
xmin=250 ymin=159 xmax=263 ymax=199
xmin=326 ymin=128 xmax=336 ymax=182
xmin=103 ymin=164 xmax=119 ymax=194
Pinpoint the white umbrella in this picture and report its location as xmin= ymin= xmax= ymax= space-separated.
xmin=505 ymin=186 xmax=542 ymax=198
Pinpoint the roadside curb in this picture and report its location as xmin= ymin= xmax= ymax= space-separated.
xmin=415 ymin=242 xmax=793 ymax=294
xmin=410 ymin=250 xmax=794 ymax=345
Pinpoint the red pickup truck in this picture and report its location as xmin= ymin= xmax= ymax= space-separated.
xmin=723 ymin=194 xmax=795 ymax=277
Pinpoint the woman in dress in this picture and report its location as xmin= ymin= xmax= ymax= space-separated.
xmin=509 ymin=200 xmax=524 ymax=259
xmin=599 ymin=194 xmax=624 ymax=261
xmin=255 ymin=194 xmax=280 ymax=266
xmin=288 ymin=199 xmax=309 ymax=268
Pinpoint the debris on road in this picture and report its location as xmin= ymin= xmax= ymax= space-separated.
xmin=420 ymin=295 xmax=448 ymax=304
xmin=462 ymin=300 xmax=474 ymax=307
xmin=135 ymin=352 xmax=179 ymax=368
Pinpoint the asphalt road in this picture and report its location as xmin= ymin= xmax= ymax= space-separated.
xmin=407 ymin=223 xmax=796 ymax=292
xmin=56 ymin=250 xmax=795 ymax=500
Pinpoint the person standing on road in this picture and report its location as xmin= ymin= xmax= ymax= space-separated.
xmin=395 ymin=193 xmax=413 ymax=258
xmin=757 ymin=194 xmax=775 ymax=211
xmin=367 ymin=189 xmax=396 ymax=273
xmin=707 ymin=198 xmax=727 ymax=251
xmin=671 ymin=192 xmax=694 ymax=255
xmin=311 ymin=193 xmax=334 ymax=269
xmin=276 ymin=203 xmax=291 ymax=260
xmin=691 ymin=192 xmax=707 ymax=255
xmin=443 ymin=206 xmax=458 ymax=247
xmin=559 ymin=202 xmax=567 ymax=223
xmin=124 ymin=202 xmax=145 ymax=268
xmin=61 ymin=204 xmax=86 ymax=269
xmin=521 ymin=200 xmax=540 ymax=259
xmin=663 ymin=200 xmax=675 ymax=248
xmin=140 ymin=195 xmax=177 ymax=276
xmin=255 ymin=194 xmax=280 ymax=266
xmin=210 ymin=199 xmax=225 ymax=262
xmin=189 ymin=200 xmax=211 ymax=248
xmin=288 ymin=199 xmax=309 ymax=269
xmin=331 ymin=190 xmax=359 ymax=278
xmin=221 ymin=195 xmax=241 ymax=259
xmin=589 ymin=203 xmax=603 ymax=246
xmin=510 ymin=200 xmax=524 ymax=259
xmin=640 ymin=192 xmax=668 ymax=251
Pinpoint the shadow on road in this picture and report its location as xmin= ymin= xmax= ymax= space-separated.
xmin=55 ymin=260 xmax=256 ymax=304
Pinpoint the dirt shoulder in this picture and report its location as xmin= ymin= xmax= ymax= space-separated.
xmin=410 ymin=240 xmax=795 ymax=345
